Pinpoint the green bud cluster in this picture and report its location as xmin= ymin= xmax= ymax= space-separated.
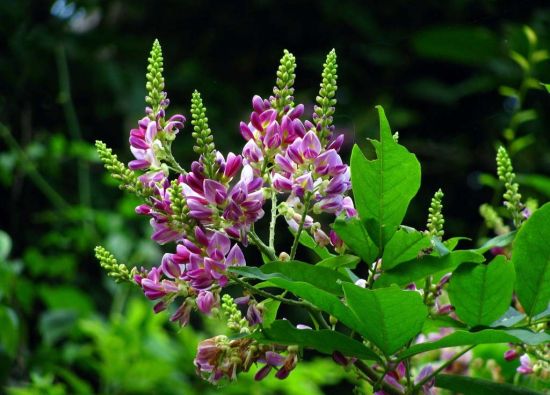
xmin=190 ymin=90 xmax=216 ymax=177
xmin=168 ymin=179 xmax=193 ymax=235
xmin=314 ymin=49 xmax=338 ymax=142
xmin=427 ymin=189 xmax=445 ymax=239
xmin=95 ymin=140 xmax=151 ymax=197
xmin=221 ymin=294 xmax=249 ymax=334
xmin=271 ymin=49 xmax=297 ymax=113
xmin=479 ymin=204 xmax=510 ymax=235
xmin=496 ymin=147 xmax=523 ymax=227
xmin=145 ymin=39 xmax=166 ymax=115
xmin=94 ymin=245 xmax=132 ymax=283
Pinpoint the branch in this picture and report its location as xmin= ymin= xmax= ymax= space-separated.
xmin=249 ymin=230 xmax=277 ymax=261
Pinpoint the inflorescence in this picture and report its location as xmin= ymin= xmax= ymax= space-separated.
xmin=95 ymin=41 xmax=356 ymax=384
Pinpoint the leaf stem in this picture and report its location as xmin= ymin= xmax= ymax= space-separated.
xmin=354 ymin=360 xmax=404 ymax=395
xmin=249 ymin=230 xmax=277 ymax=261
xmin=412 ymin=345 xmax=474 ymax=392
xmin=230 ymin=276 xmax=315 ymax=310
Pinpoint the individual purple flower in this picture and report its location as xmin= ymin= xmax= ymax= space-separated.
xmin=255 ymin=351 xmax=285 ymax=381
xmin=197 ymin=290 xmax=217 ymax=314
xmin=504 ymin=349 xmax=519 ymax=361
xmin=415 ymin=365 xmax=435 ymax=395
xmin=246 ymin=303 xmax=263 ymax=326
xmin=517 ymin=354 xmax=534 ymax=375
xmin=129 ymin=117 xmax=161 ymax=170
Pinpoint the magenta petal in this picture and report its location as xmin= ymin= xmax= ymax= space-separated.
xmin=207 ymin=232 xmax=231 ymax=256
xmin=254 ymin=365 xmax=272 ymax=381
xmin=203 ymin=179 xmax=227 ymax=204
xmin=301 ymin=131 xmax=321 ymax=159
xmin=265 ymin=351 xmax=285 ymax=366
xmin=226 ymin=244 xmax=245 ymax=266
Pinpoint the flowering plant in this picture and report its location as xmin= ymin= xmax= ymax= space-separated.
xmin=95 ymin=40 xmax=549 ymax=394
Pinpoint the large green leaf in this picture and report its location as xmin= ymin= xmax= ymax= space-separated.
xmin=332 ymin=217 xmax=378 ymax=264
xmin=259 ymin=320 xmax=380 ymax=361
xmin=474 ymin=231 xmax=516 ymax=254
xmin=342 ymin=284 xmax=427 ymax=355
xmin=260 ymin=261 xmax=351 ymax=294
xmin=512 ymin=202 xmax=550 ymax=317
xmin=350 ymin=106 xmax=421 ymax=250
xmin=231 ymin=266 xmax=364 ymax=333
xmin=398 ymin=328 xmax=550 ymax=359
xmin=435 ymin=374 xmax=543 ymax=395
xmin=375 ymin=250 xmax=485 ymax=288
xmin=382 ymin=228 xmax=431 ymax=270
xmin=448 ymin=256 xmax=515 ymax=327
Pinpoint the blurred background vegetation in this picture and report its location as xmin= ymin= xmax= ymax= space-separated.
xmin=1 ymin=0 xmax=550 ymax=393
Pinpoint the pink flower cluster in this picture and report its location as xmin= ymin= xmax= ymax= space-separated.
xmin=194 ymin=336 xmax=298 ymax=384
xmin=240 ymin=94 xmax=356 ymax=247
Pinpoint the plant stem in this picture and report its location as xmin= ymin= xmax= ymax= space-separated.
xmin=269 ymin=190 xmax=277 ymax=250
xmin=0 ymin=123 xmax=71 ymax=212
xmin=230 ymin=276 xmax=314 ymax=310
xmin=354 ymin=360 xmax=404 ymax=395
xmin=289 ymin=192 xmax=312 ymax=260
xmin=249 ymin=230 xmax=277 ymax=261
xmin=412 ymin=345 xmax=474 ymax=392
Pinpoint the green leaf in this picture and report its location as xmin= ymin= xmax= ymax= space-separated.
xmin=351 ymin=106 xmax=421 ymax=250
xmin=412 ymin=26 xmax=499 ymax=65
xmin=543 ymin=83 xmax=550 ymax=93
xmin=512 ymin=202 xmax=550 ymax=317
xmin=435 ymin=374 xmax=543 ymax=395
xmin=448 ymin=256 xmax=515 ymax=327
xmin=332 ymin=217 xmax=378 ymax=263
xmin=316 ymin=255 xmax=360 ymax=270
xmin=0 ymin=230 xmax=11 ymax=261
xmin=398 ymin=328 xmax=549 ymax=359
xmin=375 ymin=250 xmax=485 ymax=288
xmin=259 ymin=299 xmax=280 ymax=328
xmin=382 ymin=228 xmax=431 ymax=270
xmin=260 ymin=261 xmax=352 ymax=294
xmin=231 ymin=266 xmax=364 ymax=333
xmin=490 ymin=307 xmax=526 ymax=328
xmin=516 ymin=173 xmax=550 ymax=198
xmin=0 ymin=305 xmax=18 ymax=357
xmin=474 ymin=231 xmax=516 ymax=253
xmin=259 ymin=320 xmax=380 ymax=361
xmin=291 ymin=227 xmax=334 ymax=259
xmin=342 ymin=284 xmax=427 ymax=355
